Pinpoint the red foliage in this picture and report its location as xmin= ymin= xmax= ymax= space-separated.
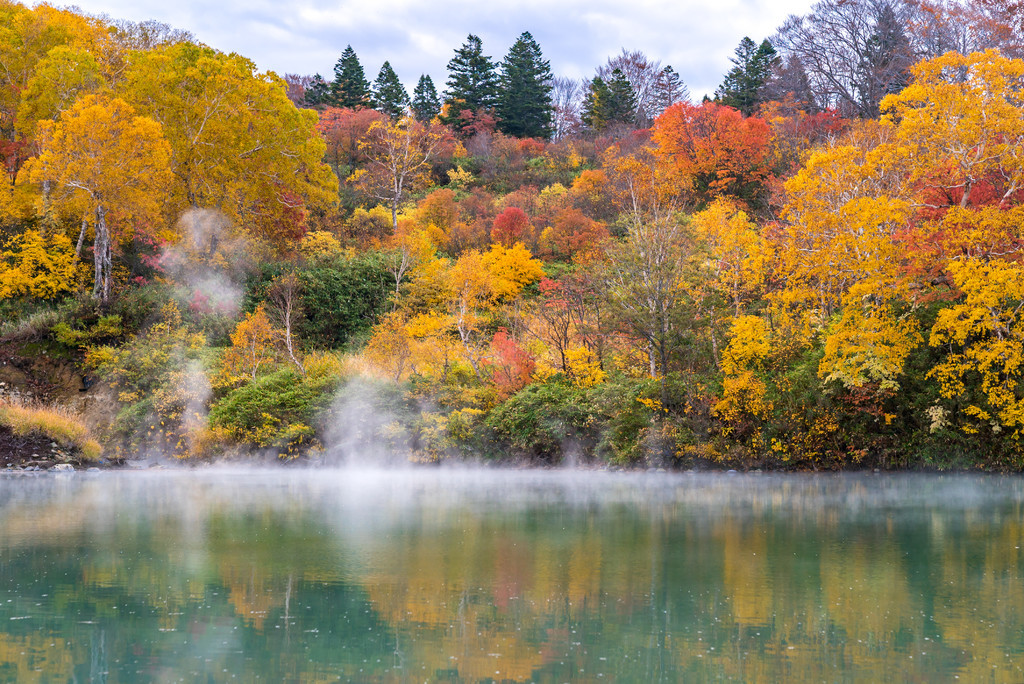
xmin=487 ymin=328 xmax=535 ymax=399
xmin=316 ymin=107 xmax=386 ymax=170
xmin=651 ymin=101 xmax=772 ymax=209
xmin=545 ymin=208 xmax=610 ymax=259
xmin=492 ymin=207 xmax=531 ymax=246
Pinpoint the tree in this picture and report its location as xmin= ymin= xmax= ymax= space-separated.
xmin=854 ymin=3 xmax=912 ymax=117
xmin=221 ymin=304 xmax=281 ymax=382
xmin=581 ymin=69 xmax=636 ymax=131
xmin=443 ymin=34 xmax=499 ymax=130
xmin=772 ymin=0 xmax=917 ymax=117
xmin=596 ymin=49 xmax=666 ymax=126
xmin=651 ymin=66 xmax=689 ymax=118
xmin=331 ymin=45 xmax=370 ymax=108
xmin=716 ymin=37 xmax=777 ymax=116
xmin=353 ymin=115 xmax=447 ymax=231
xmin=304 ymin=73 xmax=330 ymax=106
xmin=411 ymin=74 xmax=440 ymax=122
xmin=604 ymin=149 xmax=691 ymax=387
xmin=550 ymin=76 xmax=583 ymax=139
xmin=20 ymin=94 xmax=172 ymax=302
xmin=122 ymin=42 xmax=337 ymax=246
xmin=650 ymin=101 xmax=773 ymax=210
xmin=496 ymin=31 xmax=554 ymax=139
xmin=372 ymin=61 xmax=409 ymax=119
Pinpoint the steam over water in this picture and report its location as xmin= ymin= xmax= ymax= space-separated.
xmin=0 ymin=469 xmax=1022 ymax=681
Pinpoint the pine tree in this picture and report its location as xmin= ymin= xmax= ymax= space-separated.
xmin=411 ymin=74 xmax=441 ymax=122
xmin=372 ymin=61 xmax=409 ymax=118
xmin=305 ymin=73 xmax=330 ymax=107
xmin=606 ymin=68 xmax=638 ymax=124
xmin=331 ymin=45 xmax=370 ymax=108
xmin=496 ymin=31 xmax=554 ymax=139
xmin=443 ymin=34 xmax=499 ymax=121
xmin=581 ymin=70 xmax=635 ymax=131
xmin=651 ymin=66 xmax=689 ymax=117
xmin=855 ymin=4 xmax=912 ymax=117
xmin=715 ymin=37 xmax=777 ymax=116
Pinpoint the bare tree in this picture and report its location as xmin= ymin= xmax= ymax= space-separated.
xmin=772 ymin=0 xmax=916 ymax=117
xmin=267 ymin=272 xmax=305 ymax=375
xmin=283 ymin=74 xmax=314 ymax=108
xmin=551 ymin=76 xmax=583 ymax=140
xmin=596 ymin=49 xmax=665 ymax=127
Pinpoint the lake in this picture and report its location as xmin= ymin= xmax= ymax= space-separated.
xmin=0 ymin=469 xmax=1021 ymax=682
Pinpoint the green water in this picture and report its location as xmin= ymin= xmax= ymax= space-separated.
xmin=0 ymin=470 xmax=1022 ymax=682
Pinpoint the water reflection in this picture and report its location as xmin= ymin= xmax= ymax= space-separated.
xmin=0 ymin=470 xmax=1022 ymax=681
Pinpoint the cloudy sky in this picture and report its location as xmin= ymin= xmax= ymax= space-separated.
xmin=58 ymin=0 xmax=815 ymax=98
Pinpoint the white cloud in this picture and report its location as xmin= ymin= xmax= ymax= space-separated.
xmin=49 ymin=0 xmax=815 ymax=98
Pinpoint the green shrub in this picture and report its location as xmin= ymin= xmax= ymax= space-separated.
xmin=485 ymin=377 xmax=597 ymax=461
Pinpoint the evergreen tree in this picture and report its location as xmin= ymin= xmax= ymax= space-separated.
xmin=372 ymin=61 xmax=409 ymax=118
xmin=715 ymin=37 xmax=777 ymax=115
xmin=443 ymin=34 xmax=499 ymax=121
xmin=305 ymin=73 xmax=330 ymax=107
xmin=411 ymin=74 xmax=441 ymax=122
xmin=581 ymin=69 xmax=636 ymax=131
xmin=651 ymin=66 xmax=689 ymax=117
xmin=496 ymin=31 xmax=554 ymax=139
xmin=854 ymin=4 xmax=912 ymax=117
xmin=331 ymin=45 xmax=370 ymax=108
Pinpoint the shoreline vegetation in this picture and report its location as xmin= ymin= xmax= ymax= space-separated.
xmin=3 ymin=1 xmax=1024 ymax=471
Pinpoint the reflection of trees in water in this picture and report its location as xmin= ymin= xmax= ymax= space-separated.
xmin=0 ymin=476 xmax=1022 ymax=680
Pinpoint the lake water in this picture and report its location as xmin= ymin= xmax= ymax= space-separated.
xmin=0 ymin=469 xmax=1021 ymax=682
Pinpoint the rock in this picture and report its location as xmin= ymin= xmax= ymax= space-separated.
xmin=50 ymin=463 xmax=74 ymax=472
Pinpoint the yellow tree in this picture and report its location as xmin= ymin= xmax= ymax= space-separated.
xmin=19 ymin=94 xmax=172 ymax=301
xmin=353 ymin=115 xmax=448 ymax=232
xmin=879 ymin=50 xmax=1024 ymax=269
xmin=122 ymin=42 xmax=337 ymax=246
xmin=929 ymin=258 xmax=1024 ymax=440
xmin=220 ymin=304 xmax=282 ymax=383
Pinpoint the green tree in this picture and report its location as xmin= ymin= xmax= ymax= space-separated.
xmin=442 ymin=34 xmax=498 ymax=125
xmin=581 ymin=69 xmax=636 ymax=130
xmin=411 ymin=74 xmax=440 ymax=122
xmin=304 ymin=73 xmax=330 ymax=106
xmin=716 ymin=37 xmax=777 ymax=116
xmin=496 ymin=31 xmax=554 ymax=139
xmin=331 ymin=45 xmax=370 ymax=108
xmin=372 ymin=61 xmax=409 ymax=119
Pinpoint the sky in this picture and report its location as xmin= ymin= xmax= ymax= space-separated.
xmin=54 ymin=0 xmax=816 ymax=99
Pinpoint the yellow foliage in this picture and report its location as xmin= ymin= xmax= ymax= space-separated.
xmin=929 ymin=258 xmax=1024 ymax=436
xmin=0 ymin=230 xmax=78 ymax=299
xmin=446 ymin=165 xmax=474 ymax=190
xmin=692 ymin=198 xmax=770 ymax=317
xmin=720 ymin=316 xmax=771 ymax=377
xmin=298 ymin=230 xmax=343 ymax=260
xmin=219 ymin=304 xmax=281 ymax=383
xmin=564 ymin=345 xmax=606 ymax=388
xmin=715 ymin=316 xmax=774 ymax=428
xmin=479 ymin=242 xmax=545 ymax=303
xmin=819 ymin=294 xmax=922 ymax=392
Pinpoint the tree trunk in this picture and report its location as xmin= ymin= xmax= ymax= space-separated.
xmin=92 ymin=204 xmax=111 ymax=303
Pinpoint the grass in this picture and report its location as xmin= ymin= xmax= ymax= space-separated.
xmin=0 ymin=398 xmax=102 ymax=461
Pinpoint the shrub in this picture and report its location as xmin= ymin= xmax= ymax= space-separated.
xmin=485 ymin=377 xmax=597 ymax=461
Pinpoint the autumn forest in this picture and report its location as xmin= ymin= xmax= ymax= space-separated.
xmin=2 ymin=0 xmax=1024 ymax=469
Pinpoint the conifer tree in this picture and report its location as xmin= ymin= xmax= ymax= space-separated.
xmin=496 ymin=31 xmax=554 ymax=139
xmin=443 ymin=34 xmax=499 ymax=122
xmin=305 ymin=73 xmax=330 ymax=107
xmin=411 ymin=74 xmax=441 ymax=122
xmin=715 ymin=37 xmax=777 ymax=115
xmin=651 ymin=66 xmax=689 ymax=117
xmin=331 ymin=45 xmax=370 ymax=108
xmin=581 ymin=69 xmax=637 ymax=131
xmin=372 ymin=61 xmax=409 ymax=118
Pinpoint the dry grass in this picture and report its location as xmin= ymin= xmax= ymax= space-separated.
xmin=0 ymin=398 xmax=102 ymax=461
